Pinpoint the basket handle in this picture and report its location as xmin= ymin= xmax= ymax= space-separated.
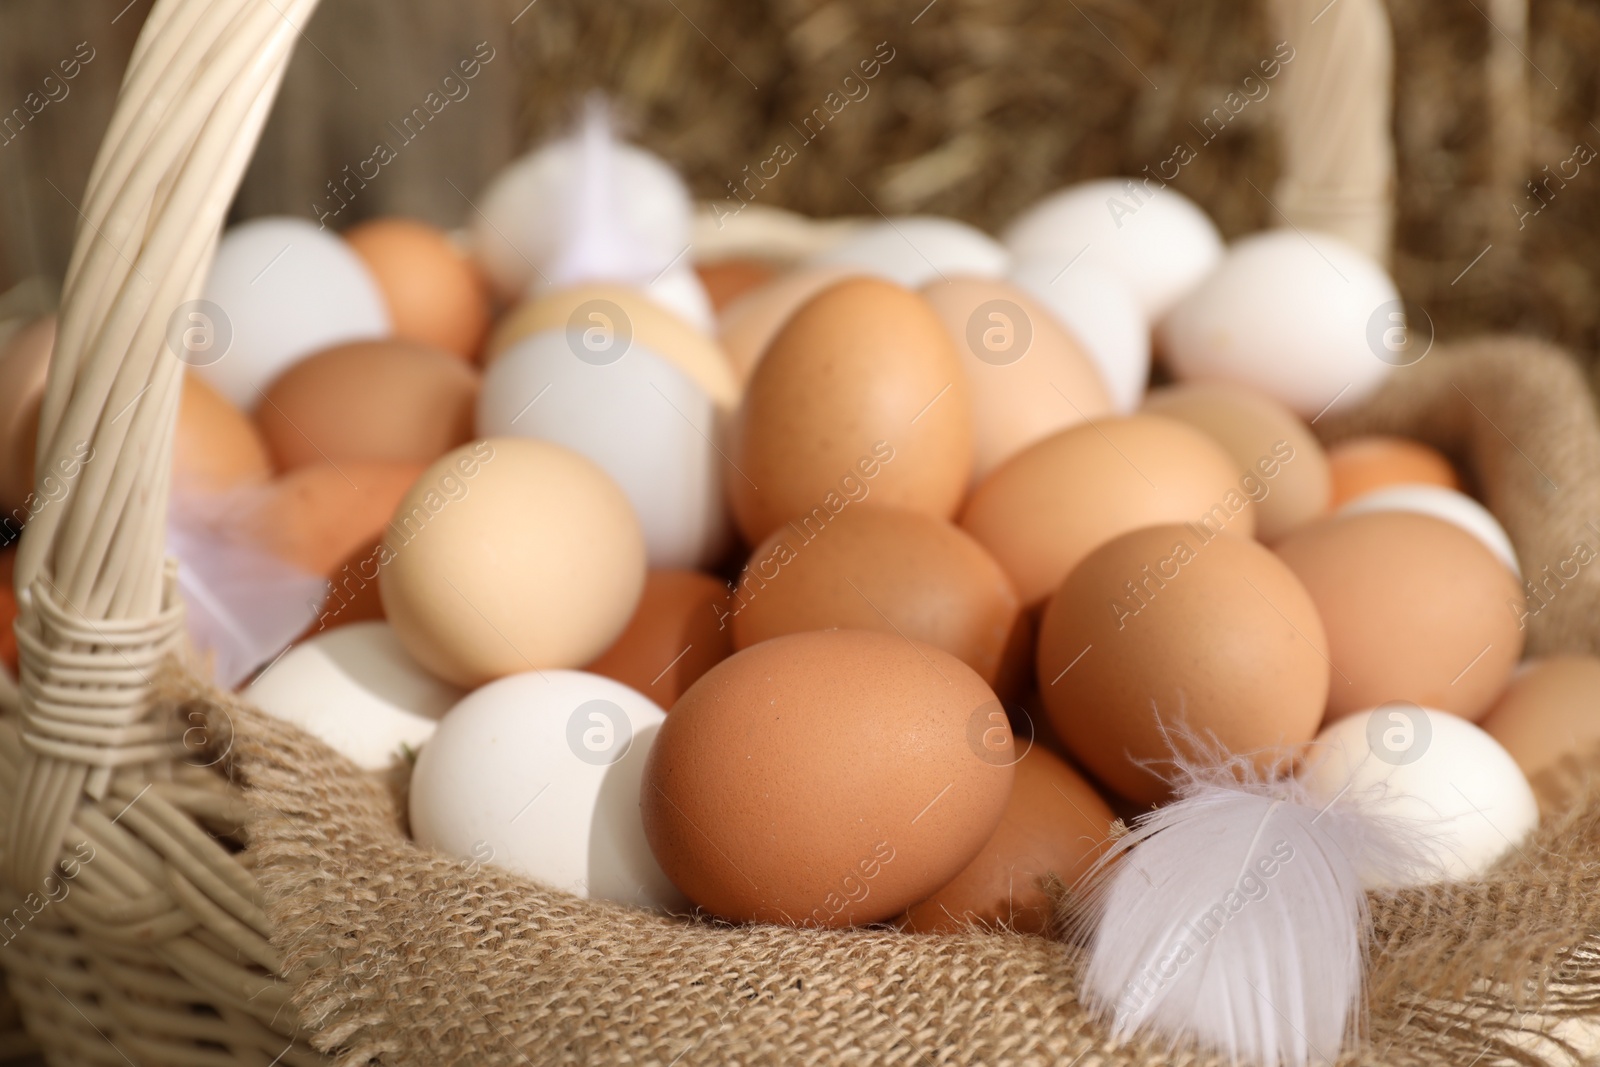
xmin=5 ymin=0 xmax=322 ymax=890
xmin=1269 ymin=0 xmax=1395 ymax=263
xmin=4 ymin=0 xmax=1392 ymax=890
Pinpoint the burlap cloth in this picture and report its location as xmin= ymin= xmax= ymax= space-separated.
xmin=191 ymin=338 xmax=1600 ymax=1067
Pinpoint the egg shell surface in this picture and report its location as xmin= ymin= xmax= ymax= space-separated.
xmin=642 ymin=630 xmax=1013 ymax=927
xmin=410 ymin=669 xmax=685 ymax=909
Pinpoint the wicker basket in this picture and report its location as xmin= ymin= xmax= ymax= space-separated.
xmin=2 ymin=0 xmax=1597 ymax=1064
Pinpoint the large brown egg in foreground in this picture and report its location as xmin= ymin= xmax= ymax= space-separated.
xmin=642 ymin=630 xmax=1013 ymax=928
xmin=1273 ymin=510 xmax=1522 ymax=722
xmin=901 ymin=744 xmax=1114 ymax=935
xmin=727 ymin=278 xmax=974 ymax=546
xmin=1038 ymin=524 xmax=1328 ymax=805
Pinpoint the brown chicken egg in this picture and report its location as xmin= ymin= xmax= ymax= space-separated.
xmin=695 ymin=258 xmax=777 ymax=312
xmin=586 ymin=569 xmax=736 ymax=707
xmin=1326 ymin=435 xmax=1460 ymax=508
xmin=901 ymin=744 xmax=1114 ymax=935
xmin=314 ymin=538 xmax=390 ymax=632
xmin=174 ymin=372 xmax=273 ymax=494
xmin=716 ymin=265 xmax=863 ymax=385
xmin=1479 ymin=657 xmax=1600 ymax=780
xmin=920 ymin=277 xmax=1113 ymax=483
xmin=235 ymin=460 xmax=425 ymax=579
xmin=254 ymin=339 xmax=478 ymax=470
xmin=729 ymin=505 xmax=1022 ymax=690
xmin=1038 ymin=524 xmax=1329 ymax=805
xmin=344 ymin=217 xmax=492 ymax=361
xmin=961 ymin=414 xmax=1253 ymax=607
xmin=1142 ymin=382 xmax=1330 ymax=542
xmin=0 ymin=316 xmax=55 ymax=514
xmin=1274 ymin=510 xmax=1523 ymax=722
xmin=727 ymin=278 xmax=974 ymax=546
xmin=642 ymin=630 xmax=1013 ymax=928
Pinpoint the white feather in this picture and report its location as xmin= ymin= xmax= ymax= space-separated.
xmin=1076 ymin=739 xmax=1431 ymax=1067
xmin=169 ymin=493 xmax=327 ymax=689
xmin=548 ymin=94 xmax=667 ymax=287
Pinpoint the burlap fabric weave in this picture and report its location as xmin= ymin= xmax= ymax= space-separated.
xmin=187 ymin=338 xmax=1600 ymax=1067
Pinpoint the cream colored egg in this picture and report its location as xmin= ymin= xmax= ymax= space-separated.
xmin=378 ymin=438 xmax=646 ymax=688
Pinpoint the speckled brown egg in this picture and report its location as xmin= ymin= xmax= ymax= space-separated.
xmin=727 ymin=278 xmax=973 ymax=546
xmin=900 ymin=744 xmax=1114 ymax=935
xmin=1142 ymin=382 xmax=1330 ymax=542
xmin=587 ymin=569 xmax=736 ymax=707
xmin=1039 ymin=524 xmax=1328 ymax=805
xmin=255 ymin=339 xmax=478 ymax=470
xmin=1274 ymin=510 xmax=1523 ymax=722
xmin=729 ymin=505 xmax=1021 ymax=689
xmin=641 ymin=629 xmax=1013 ymax=927
xmin=961 ymin=414 xmax=1252 ymax=607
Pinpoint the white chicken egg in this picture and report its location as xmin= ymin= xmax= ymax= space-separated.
xmin=477 ymin=330 xmax=729 ymax=569
xmin=244 ymin=621 xmax=463 ymax=771
xmin=1158 ymin=229 xmax=1401 ymax=419
xmin=196 ymin=217 xmax=389 ymax=409
xmin=1002 ymin=179 xmax=1223 ymax=319
xmin=1300 ymin=707 xmax=1538 ymax=887
xmin=1008 ymin=258 xmax=1150 ymax=413
xmin=409 ymin=670 xmax=685 ymax=910
xmin=808 ymin=216 xmax=1009 ymax=289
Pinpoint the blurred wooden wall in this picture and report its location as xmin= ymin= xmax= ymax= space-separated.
xmin=0 ymin=0 xmax=523 ymax=297
xmin=0 ymin=1 xmax=152 ymax=294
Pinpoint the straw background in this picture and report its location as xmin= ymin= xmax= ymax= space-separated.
xmin=1 ymin=0 xmax=1599 ymax=370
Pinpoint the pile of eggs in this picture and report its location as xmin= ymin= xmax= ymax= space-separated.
xmin=1 ymin=123 xmax=1595 ymax=936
